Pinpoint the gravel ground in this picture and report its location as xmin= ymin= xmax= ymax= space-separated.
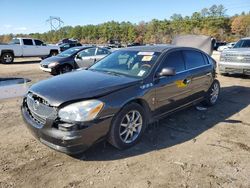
xmin=0 ymin=53 xmax=250 ymax=188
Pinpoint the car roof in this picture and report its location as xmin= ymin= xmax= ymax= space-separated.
xmin=70 ymin=46 xmax=94 ymax=50
xmin=123 ymin=45 xmax=175 ymax=52
xmin=121 ymin=44 xmax=206 ymax=53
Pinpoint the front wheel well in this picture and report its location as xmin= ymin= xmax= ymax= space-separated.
xmin=124 ymin=98 xmax=152 ymax=122
xmin=50 ymin=49 xmax=59 ymax=54
xmin=1 ymin=50 xmax=14 ymax=56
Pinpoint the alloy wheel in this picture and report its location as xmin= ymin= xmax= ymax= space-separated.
xmin=3 ymin=54 xmax=13 ymax=63
xmin=210 ymin=82 xmax=219 ymax=104
xmin=119 ymin=110 xmax=143 ymax=144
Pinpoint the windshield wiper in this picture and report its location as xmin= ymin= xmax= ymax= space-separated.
xmin=90 ymin=69 xmax=122 ymax=76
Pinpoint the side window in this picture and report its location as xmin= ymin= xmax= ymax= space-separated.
xmin=64 ymin=44 xmax=70 ymax=48
xmin=183 ymin=50 xmax=206 ymax=69
xmin=79 ymin=48 xmax=96 ymax=57
xmin=161 ymin=51 xmax=185 ymax=73
xmin=34 ymin=40 xmax=44 ymax=46
xmin=23 ymin=39 xmax=33 ymax=45
xmin=202 ymin=54 xmax=209 ymax=65
xmin=96 ymin=48 xmax=110 ymax=55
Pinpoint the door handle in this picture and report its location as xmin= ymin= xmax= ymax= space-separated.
xmin=183 ymin=78 xmax=191 ymax=85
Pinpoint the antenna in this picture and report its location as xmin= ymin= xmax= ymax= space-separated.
xmin=46 ymin=16 xmax=64 ymax=31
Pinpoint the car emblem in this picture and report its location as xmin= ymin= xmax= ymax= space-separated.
xmin=33 ymin=100 xmax=40 ymax=111
xmin=237 ymin=56 xmax=244 ymax=60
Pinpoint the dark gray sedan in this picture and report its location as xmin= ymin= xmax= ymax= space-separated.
xmin=22 ymin=45 xmax=220 ymax=154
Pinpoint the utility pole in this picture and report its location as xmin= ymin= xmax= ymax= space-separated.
xmin=46 ymin=16 xmax=64 ymax=31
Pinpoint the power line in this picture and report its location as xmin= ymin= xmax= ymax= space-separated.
xmin=46 ymin=16 xmax=64 ymax=31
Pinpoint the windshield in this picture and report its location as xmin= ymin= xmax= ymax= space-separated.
xmin=89 ymin=50 xmax=160 ymax=78
xmin=9 ymin=39 xmax=20 ymax=45
xmin=58 ymin=48 xmax=82 ymax=57
xmin=234 ymin=39 xmax=250 ymax=48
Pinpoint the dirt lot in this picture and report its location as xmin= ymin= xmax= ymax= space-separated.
xmin=0 ymin=54 xmax=250 ymax=188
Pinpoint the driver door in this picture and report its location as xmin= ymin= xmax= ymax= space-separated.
xmin=75 ymin=47 xmax=97 ymax=68
xmin=154 ymin=50 xmax=192 ymax=116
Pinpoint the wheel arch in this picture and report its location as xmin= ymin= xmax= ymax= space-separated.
xmin=122 ymin=98 xmax=153 ymax=123
xmin=50 ymin=49 xmax=59 ymax=54
xmin=1 ymin=50 xmax=14 ymax=56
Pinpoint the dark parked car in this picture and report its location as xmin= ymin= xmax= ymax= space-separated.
xmin=21 ymin=45 xmax=220 ymax=154
xmin=59 ymin=42 xmax=82 ymax=52
xmin=127 ymin=42 xmax=142 ymax=47
xmin=214 ymin=41 xmax=227 ymax=51
xmin=40 ymin=46 xmax=93 ymax=75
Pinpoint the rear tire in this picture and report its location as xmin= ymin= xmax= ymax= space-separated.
xmin=1 ymin=52 xmax=14 ymax=64
xmin=202 ymin=80 xmax=220 ymax=106
xmin=49 ymin=50 xmax=58 ymax=57
xmin=108 ymin=103 xmax=147 ymax=149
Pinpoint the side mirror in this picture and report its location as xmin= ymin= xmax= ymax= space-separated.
xmin=158 ymin=67 xmax=176 ymax=77
xmin=76 ymin=54 xmax=81 ymax=59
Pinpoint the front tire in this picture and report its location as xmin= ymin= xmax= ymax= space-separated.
xmin=108 ymin=103 xmax=147 ymax=149
xmin=1 ymin=52 xmax=14 ymax=64
xmin=203 ymin=80 xmax=220 ymax=106
xmin=59 ymin=64 xmax=73 ymax=74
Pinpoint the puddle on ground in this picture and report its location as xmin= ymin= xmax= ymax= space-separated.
xmin=0 ymin=78 xmax=31 ymax=100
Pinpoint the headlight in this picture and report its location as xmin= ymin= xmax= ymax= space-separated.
xmin=58 ymin=100 xmax=104 ymax=122
xmin=48 ymin=62 xmax=59 ymax=68
xmin=220 ymin=53 xmax=225 ymax=61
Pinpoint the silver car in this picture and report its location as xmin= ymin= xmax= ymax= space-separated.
xmin=218 ymin=37 xmax=250 ymax=75
xmin=75 ymin=47 xmax=110 ymax=68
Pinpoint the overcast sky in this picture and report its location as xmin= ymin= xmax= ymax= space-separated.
xmin=0 ymin=0 xmax=250 ymax=34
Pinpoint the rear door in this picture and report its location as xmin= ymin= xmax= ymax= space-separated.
xmin=22 ymin=39 xmax=36 ymax=56
xmin=182 ymin=50 xmax=213 ymax=100
xmin=154 ymin=50 xmax=192 ymax=116
xmin=34 ymin=40 xmax=48 ymax=56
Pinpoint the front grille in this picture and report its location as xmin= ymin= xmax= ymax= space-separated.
xmin=225 ymin=54 xmax=250 ymax=63
xmin=26 ymin=93 xmax=56 ymax=125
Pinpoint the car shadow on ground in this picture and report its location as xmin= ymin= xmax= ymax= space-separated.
xmin=222 ymin=74 xmax=250 ymax=79
xmin=73 ymin=85 xmax=250 ymax=161
xmin=4 ymin=60 xmax=41 ymax=65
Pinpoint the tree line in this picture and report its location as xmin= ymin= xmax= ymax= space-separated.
xmin=1 ymin=4 xmax=250 ymax=44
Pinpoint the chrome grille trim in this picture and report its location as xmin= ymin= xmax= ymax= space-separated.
xmin=26 ymin=93 xmax=56 ymax=125
xmin=225 ymin=54 xmax=250 ymax=63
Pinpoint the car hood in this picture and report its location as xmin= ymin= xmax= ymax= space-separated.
xmin=29 ymin=70 xmax=140 ymax=107
xmin=41 ymin=56 xmax=72 ymax=65
xmin=172 ymin=35 xmax=213 ymax=55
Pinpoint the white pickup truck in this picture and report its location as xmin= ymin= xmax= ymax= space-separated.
xmin=0 ymin=38 xmax=60 ymax=64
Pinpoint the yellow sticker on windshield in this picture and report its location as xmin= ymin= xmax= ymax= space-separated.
xmin=142 ymin=56 xmax=153 ymax=62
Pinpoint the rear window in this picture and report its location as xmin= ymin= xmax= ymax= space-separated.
xmin=23 ymin=39 xmax=33 ymax=45
xmin=183 ymin=50 xmax=206 ymax=69
xmin=97 ymin=48 xmax=110 ymax=55
xmin=34 ymin=40 xmax=44 ymax=46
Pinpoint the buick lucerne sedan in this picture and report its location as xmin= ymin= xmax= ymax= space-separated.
xmin=21 ymin=45 xmax=220 ymax=154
